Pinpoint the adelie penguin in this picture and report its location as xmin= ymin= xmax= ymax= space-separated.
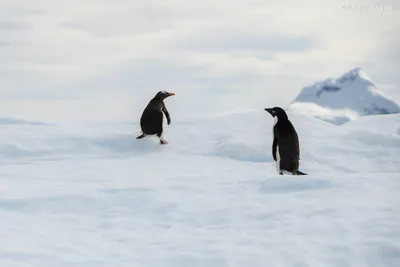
xmin=265 ymin=107 xmax=307 ymax=176
xmin=136 ymin=91 xmax=175 ymax=144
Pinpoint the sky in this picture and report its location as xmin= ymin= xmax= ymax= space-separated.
xmin=0 ymin=0 xmax=399 ymax=123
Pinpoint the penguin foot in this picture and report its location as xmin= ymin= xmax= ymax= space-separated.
xmin=160 ymin=139 xmax=169 ymax=145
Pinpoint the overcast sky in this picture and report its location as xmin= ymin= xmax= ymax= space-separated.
xmin=0 ymin=0 xmax=399 ymax=122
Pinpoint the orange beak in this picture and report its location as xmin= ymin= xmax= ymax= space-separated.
xmin=169 ymin=93 xmax=175 ymax=96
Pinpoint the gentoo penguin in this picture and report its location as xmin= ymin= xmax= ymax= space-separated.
xmin=136 ymin=91 xmax=175 ymax=144
xmin=265 ymin=107 xmax=307 ymax=175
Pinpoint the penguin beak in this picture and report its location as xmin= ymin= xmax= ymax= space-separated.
xmin=169 ymin=93 xmax=175 ymax=96
xmin=264 ymin=108 xmax=274 ymax=117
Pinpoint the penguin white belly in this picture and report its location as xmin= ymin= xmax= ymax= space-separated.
xmin=273 ymin=118 xmax=281 ymax=175
xmin=275 ymin=145 xmax=281 ymax=174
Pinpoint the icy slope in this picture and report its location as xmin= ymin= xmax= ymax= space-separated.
xmin=289 ymin=68 xmax=400 ymax=125
xmin=0 ymin=112 xmax=399 ymax=267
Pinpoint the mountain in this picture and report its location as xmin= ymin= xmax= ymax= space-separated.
xmin=288 ymin=67 xmax=400 ymax=125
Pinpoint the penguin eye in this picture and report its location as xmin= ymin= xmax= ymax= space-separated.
xmin=272 ymin=110 xmax=275 ymax=113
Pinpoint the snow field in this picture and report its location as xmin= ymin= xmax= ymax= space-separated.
xmin=0 ymin=111 xmax=399 ymax=267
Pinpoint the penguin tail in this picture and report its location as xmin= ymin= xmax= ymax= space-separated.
xmin=294 ymin=170 xmax=307 ymax=175
xmin=136 ymin=133 xmax=146 ymax=139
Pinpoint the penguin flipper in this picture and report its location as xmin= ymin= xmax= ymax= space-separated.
xmin=162 ymin=103 xmax=171 ymax=125
xmin=272 ymin=136 xmax=278 ymax=161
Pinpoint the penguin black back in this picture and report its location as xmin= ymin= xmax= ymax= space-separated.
xmin=137 ymin=91 xmax=175 ymax=144
xmin=265 ymin=107 xmax=306 ymax=175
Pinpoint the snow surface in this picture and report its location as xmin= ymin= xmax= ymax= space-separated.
xmin=289 ymin=68 xmax=400 ymax=125
xmin=0 ymin=110 xmax=399 ymax=267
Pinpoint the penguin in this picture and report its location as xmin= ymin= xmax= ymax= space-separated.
xmin=264 ymin=107 xmax=307 ymax=175
xmin=136 ymin=91 xmax=175 ymax=144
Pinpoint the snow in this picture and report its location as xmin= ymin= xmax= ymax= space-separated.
xmin=289 ymin=68 xmax=400 ymax=125
xmin=0 ymin=108 xmax=399 ymax=267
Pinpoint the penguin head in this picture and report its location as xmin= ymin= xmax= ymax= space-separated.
xmin=154 ymin=90 xmax=175 ymax=100
xmin=265 ymin=107 xmax=288 ymax=120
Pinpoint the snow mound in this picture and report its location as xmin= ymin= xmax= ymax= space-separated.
xmin=210 ymin=140 xmax=272 ymax=162
xmin=289 ymin=68 xmax=400 ymax=125
xmin=0 ymin=125 xmax=164 ymax=161
xmin=0 ymin=117 xmax=51 ymax=126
